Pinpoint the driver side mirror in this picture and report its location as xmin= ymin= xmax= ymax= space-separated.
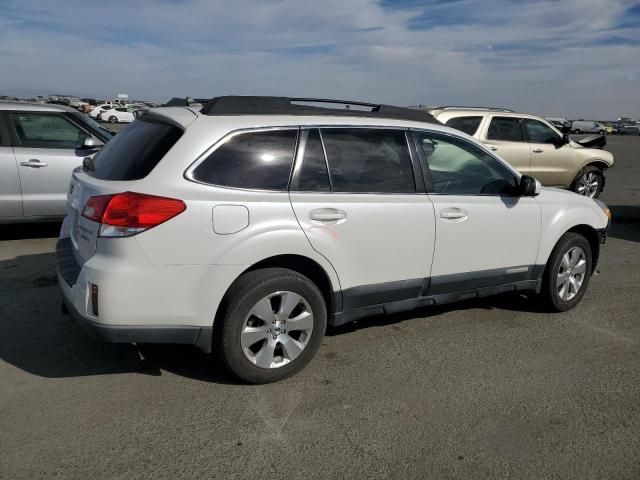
xmin=554 ymin=133 xmax=570 ymax=148
xmin=519 ymin=175 xmax=541 ymax=196
xmin=81 ymin=136 xmax=103 ymax=149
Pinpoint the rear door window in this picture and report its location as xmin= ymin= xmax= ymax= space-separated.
xmin=444 ymin=116 xmax=482 ymax=136
xmin=89 ymin=117 xmax=183 ymax=180
xmin=320 ymin=128 xmax=415 ymax=193
xmin=192 ymin=129 xmax=298 ymax=190
xmin=487 ymin=117 xmax=524 ymax=142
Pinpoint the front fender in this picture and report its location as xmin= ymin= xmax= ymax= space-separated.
xmin=535 ymin=189 xmax=608 ymax=266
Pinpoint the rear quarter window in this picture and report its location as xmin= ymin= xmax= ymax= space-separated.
xmin=191 ymin=129 xmax=298 ymax=191
xmin=444 ymin=116 xmax=482 ymax=136
xmin=88 ymin=117 xmax=183 ymax=180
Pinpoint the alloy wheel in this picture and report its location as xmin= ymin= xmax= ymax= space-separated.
xmin=556 ymin=246 xmax=587 ymax=301
xmin=241 ymin=291 xmax=314 ymax=369
xmin=576 ymin=172 xmax=599 ymax=198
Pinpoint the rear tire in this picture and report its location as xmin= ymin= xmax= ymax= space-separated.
xmin=539 ymin=233 xmax=592 ymax=312
xmin=215 ymin=268 xmax=327 ymax=384
xmin=573 ymin=129 xmax=581 ymax=134
xmin=571 ymin=166 xmax=603 ymax=198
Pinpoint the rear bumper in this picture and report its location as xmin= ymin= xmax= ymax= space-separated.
xmin=60 ymin=289 xmax=213 ymax=352
xmin=56 ymin=237 xmax=215 ymax=352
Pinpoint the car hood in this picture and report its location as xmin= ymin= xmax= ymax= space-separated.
xmin=574 ymin=134 xmax=606 ymax=149
xmin=571 ymin=143 xmax=614 ymax=166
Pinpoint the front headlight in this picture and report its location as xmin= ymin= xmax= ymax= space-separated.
xmin=594 ymin=198 xmax=612 ymax=223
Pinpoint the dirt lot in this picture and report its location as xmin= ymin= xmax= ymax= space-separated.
xmin=1 ymin=136 xmax=638 ymax=479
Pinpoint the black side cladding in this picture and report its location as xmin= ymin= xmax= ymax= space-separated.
xmin=200 ymin=96 xmax=441 ymax=124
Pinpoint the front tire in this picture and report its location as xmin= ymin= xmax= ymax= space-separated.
xmin=215 ymin=268 xmax=327 ymax=383
xmin=571 ymin=166 xmax=603 ymax=198
xmin=539 ymin=233 xmax=593 ymax=312
xmin=108 ymin=116 xmax=118 ymax=124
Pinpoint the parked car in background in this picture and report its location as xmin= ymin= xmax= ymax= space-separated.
xmin=426 ymin=107 xmax=614 ymax=198
xmin=89 ymin=104 xmax=118 ymax=118
xmin=604 ymin=124 xmax=619 ymax=135
xmin=618 ymin=124 xmax=640 ymax=135
xmin=546 ymin=117 xmax=571 ymax=132
xmin=57 ymin=96 xmax=610 ymax=383
xmin=571 ymin=120 xmax=606 ymax=135
xmin=0 ymin=102 xmax=113 ymax=222
xmin=98 ymin=106 xmax=135 ymax=123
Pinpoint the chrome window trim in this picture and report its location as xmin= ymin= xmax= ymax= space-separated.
xmin=185 ymin=124 xmax=426 ymax=195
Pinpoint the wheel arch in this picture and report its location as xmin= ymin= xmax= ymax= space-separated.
xmin=584 ymin=160 xmax=611 ymax=171
xmin=540 ymin=224 xmax=600 ymax=275
xmin=569 ymin=161 xmax=610 ymax=191
xmin=566 ymin=224 xmax=600 ymax=273
xmin=213 ymin=254 xmax=340 ymax=333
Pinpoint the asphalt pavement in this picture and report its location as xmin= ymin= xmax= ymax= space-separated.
xmin=0 ymin=136 xmax=638 ymax=479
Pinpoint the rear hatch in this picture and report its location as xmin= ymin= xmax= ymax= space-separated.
xmin=63 ymin=115 xmax=185 ymax=267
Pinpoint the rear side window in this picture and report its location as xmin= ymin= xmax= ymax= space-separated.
xmin=487 ymin=117 xmax=523 ymax=142
xmin=89 ymin=117 xmax=183 ymax=180
xmin=444 ymin=116 xmax=482 ymax=136
xmin=192 ymin=129 xmax=298 ymax=190
xmin=321 ymin=128 xmax=415 ymax=193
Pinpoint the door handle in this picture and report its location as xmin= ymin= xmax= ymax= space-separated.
xmin=310 ymin=208 xmax=347 ymax=222
xmin=20 ymin=159 xmax=48 ymax=168
xmin=532 ymin=148 xmax=543 ymax=153
xmin=486 ymin=145 xmax=499 ymax=151
xmin=440 ymin=207 xmax=468 ymax=220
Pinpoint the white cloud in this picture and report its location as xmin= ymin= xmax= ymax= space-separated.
xmin=0 ymin=0 xmax=638 ymax=118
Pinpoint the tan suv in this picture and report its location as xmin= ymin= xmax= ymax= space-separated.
xmin=425 ymin=107 xmax=614 ymax=198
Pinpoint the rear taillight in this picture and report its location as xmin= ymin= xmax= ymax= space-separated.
xmin=81 ymin=192 xmax=186 ymax=237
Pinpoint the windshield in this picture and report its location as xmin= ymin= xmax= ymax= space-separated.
xmin=71 ymin=112 xmax=114 ymax=141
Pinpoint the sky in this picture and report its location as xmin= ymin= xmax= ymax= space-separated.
xmin=0 ymin=0 xmax=639 ymax=119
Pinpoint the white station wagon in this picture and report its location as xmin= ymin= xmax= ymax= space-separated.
xmin=57 ymin=96 xmax=611 ymax=383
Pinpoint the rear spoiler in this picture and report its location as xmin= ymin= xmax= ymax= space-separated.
xmin=574 ymin=134 xmax=606 ymax=149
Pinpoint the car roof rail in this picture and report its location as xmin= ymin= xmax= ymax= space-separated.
xmin=198 ymin=96 xmax=439 ymax=123
xmin=429 ymin=105 xmax=515 ymax=113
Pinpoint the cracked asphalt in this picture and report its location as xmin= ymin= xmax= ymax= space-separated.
xmin=1 ymin=136 xmax=638 ymax=479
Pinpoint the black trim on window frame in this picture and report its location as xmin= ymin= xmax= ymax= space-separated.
xmin=0 ymin=112 xmax=10 ymax=146
xmin=409 ymin=128 xmax=520 ymax=196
